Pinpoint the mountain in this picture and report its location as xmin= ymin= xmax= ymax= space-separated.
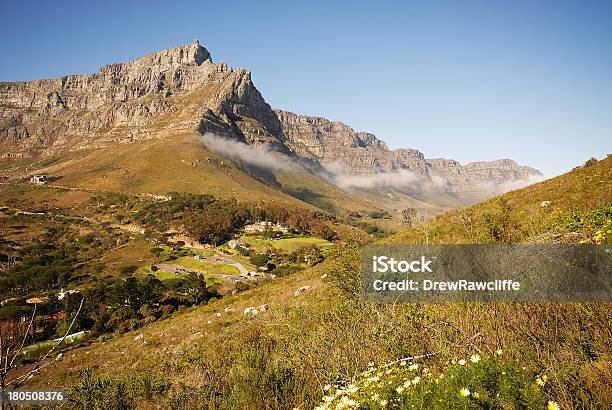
xmin=383 ymin=155 xmax=611 ymax=244
xmin=0 ymin=40 xmax=283 ymax=158
xmin=275 ymin=109 xmax=543 ymax=194
xmin=0 ymin=40 xmax=542 ymax=219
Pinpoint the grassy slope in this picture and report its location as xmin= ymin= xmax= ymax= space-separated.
xmin=1 ymin=132 xmax=395 ymax=237
xmin=240 ymin=235 xmax=333 ymax=253
xmin=20 ymin=157 xmax=611 ymax=409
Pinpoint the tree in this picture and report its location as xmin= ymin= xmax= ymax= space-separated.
xmin=185 ymin=199 xmax=249 ymax=246
xmin=123 ymin=277 xmax=141 ymax=311
xmin=150 ymin=247 xmax=164 ymax=261
xmin=402 ymin=208 xmax=418 ymax=227
xmin=249 ymin=253 xmax=269 ymax=267
xmin=0 ymin=298 xmax=83 ymax=409
xmin=483 ymin=198 xmax=520 ymax=243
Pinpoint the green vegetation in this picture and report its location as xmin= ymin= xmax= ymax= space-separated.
xmin=317 ymin=354 xmax=548 ymax=409
xmin=69 ymin=369 xmax=169 ymax=409
xmin=4 ymin=157 xmax=609 ymax=409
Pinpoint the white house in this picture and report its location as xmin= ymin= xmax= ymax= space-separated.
xmin=58 ymin=288 xmax=80 ymax=301
xmin=29 ymin=175 xmax=48 ymax=185
xmin=243 ymin=221 xmax=289 ymax=234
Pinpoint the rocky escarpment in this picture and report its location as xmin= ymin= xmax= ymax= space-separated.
xmin=274 ymin=109 xmax=428 ymax=175
xmin=275 ymin=110 xmax=543 ymax=193
xmin=0 ymin=40 xmax=283 ymax=158
xmin=0 ymin=40 xmax=542 ymax=197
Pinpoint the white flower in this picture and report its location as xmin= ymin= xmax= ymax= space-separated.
xmin=458 ymin=359 xmax=467 ymax=365
xmin=408 ymin=363 xmax=419 ymax=371
xmin=335 ymin=396 xmax=357 ymax=409
xmin=469 ymin=354 xmax=481 ymax=363
xmin=459 ymin=388 xmax=470 ymax=397
xmin=346 ymin=384 xmax=358 ymax=394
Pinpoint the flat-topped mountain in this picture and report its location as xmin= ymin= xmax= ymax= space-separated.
xmin=0 ymin=40 xmax=283 ymax=158
xmin=0 ymin=40 xmax=542 ymax=214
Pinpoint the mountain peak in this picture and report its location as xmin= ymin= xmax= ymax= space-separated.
xmin=128 ymin=40 xmax=212 ymax=69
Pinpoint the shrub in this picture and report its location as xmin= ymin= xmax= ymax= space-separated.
xmin=118 ymin=265 xmax=138 ymax=275
xmin=69 ymin=369 xmax=131 ymax=409
xmin=316 ymin=354 xmax=550 ymax=409
xmin=249 ymin=253 xmax=269 ymax=267
xmin=69 ymin=369 xmax=170 ymax=408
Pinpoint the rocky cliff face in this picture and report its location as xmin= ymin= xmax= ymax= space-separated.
xmin=0 ymin=40 xmax=542 ymax=196
xmin=274 ymin=109 xmax=429 ymax=175
xmin=0 ymin=40 xmax=283 ymax=158
xmin=275 ymin=110 xmax=543 ymax=193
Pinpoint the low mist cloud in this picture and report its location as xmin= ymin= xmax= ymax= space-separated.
xmin=200 ymin=133 xmax=292 ymax=171
xmin=200 ymin=133 xmax=545 ymax=197
xmin=481 ymin=174 xmax=546 ymax=194
xmin=324 ymin=162 xmax=449 ymax=193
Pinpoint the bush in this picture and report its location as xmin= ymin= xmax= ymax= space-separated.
xmin=70 ymin=369 xmax=170 ymax=408
xmin=249 ymin=253 xmax=269 ymax=267
xmin=316 ymin=354 xmax=550 ymax=409
xmin=69 ymin=369 xmax=131 ymax=409
xmin=272 ymin=264 xmax=303 ymax=277
xmin=118 ymin=265 xmax=138 ymax=275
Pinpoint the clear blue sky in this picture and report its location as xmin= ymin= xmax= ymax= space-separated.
xmin=2 ymin=0 xmax=611 ymax=176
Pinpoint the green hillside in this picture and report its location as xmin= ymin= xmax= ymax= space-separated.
xmin=11 ymin=156 xmax=610 ymax=409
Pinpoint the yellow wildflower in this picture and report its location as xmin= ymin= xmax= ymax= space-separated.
xmin=547 ymin=401 xmax=560 ymax=410
xmin=459 ymin=388 xmax=471 ymax=397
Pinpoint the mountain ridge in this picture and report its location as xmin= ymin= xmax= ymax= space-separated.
xmin=1 ymin=40 xmax=542 ymax=207
xmin=274 ymin=109 xmax=543 ymax=194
